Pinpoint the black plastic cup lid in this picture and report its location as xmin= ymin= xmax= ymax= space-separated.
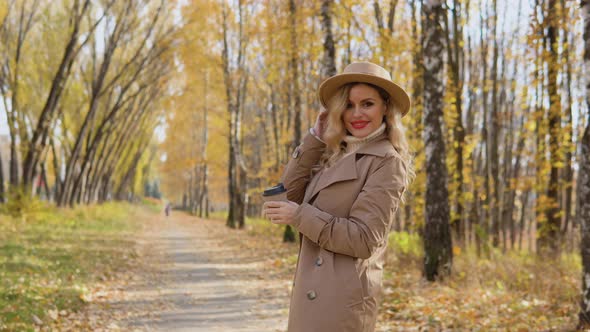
xmin=263 ymin=183 xmax=287 ymax=196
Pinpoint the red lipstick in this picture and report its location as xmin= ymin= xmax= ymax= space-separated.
xmin=351 ymin=121 xmax=369 ymax=129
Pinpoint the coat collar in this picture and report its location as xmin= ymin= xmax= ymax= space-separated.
xmin=352 ymin=132 xmax=392 ymax=157
xmin=304 ymin=133 xmax=394 ymax=202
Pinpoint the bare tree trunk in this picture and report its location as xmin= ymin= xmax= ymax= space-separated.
xmin=282 ymin=0 xmax=301 ymax=242
xmin=222 ymin=2 xmax=235 ymax=228
xmin=50 ymin=137 xmax=61 ymax=200
xmin=75 ymin=86 xmax=157 ymax=206
xmin=115 ymin=139 xmax=149 ymax=200
xmin=538 ymin=0 xmax=562 ymax=255
xmin=422 ymin=0 xmax=453 ymax=281
xmin=198 ymin=71 xmax=210 ymax=218
xmin=269 ymin=91 xmax=282 ymax=171
xmin=561 ymin=0 xmax=574 ymax=242
xmin=222 ymin=1 xmax=248 ymax=229
xmin=406 ymin=0 xmax=423 ymax=233
xmin=580 ymin=119 xmax=590 ymax=325
xmin=463 ymin=0 xmax=476 ymax=247
xmin=199 ymin=164 xmax=209 ymax=218
xmin=534 ymin=0 xmax=547 ymax=255
xmin=443 ymin=0 xmax=465 ymax=245
xmin=506 ymin=126 xmax=526 ymax=249
xmin=0 ymin=0 xmax=41 ymax=189
xmin=488 ymin=0 xmax=502 ymax=248
xmin=98 ymin=174 xmax=111 ymax=203
xmin=479 ymin=6 xmax=491 ymax=254
xmin=38 ymin=163 xmax=50 ymax=200
xmin=0 ymin=151 xmax=4 ymax=203
xmin=473 ymin=145 xmax=484 ymax=256
xmin=8 ymin=128 xmax=19 ymax=187
xmin=320 ymin=0 xmax=336 ymax=78
xmin=59 ymin=1 xmax=128 ymax=206
xmin=61 ymin=2 xmax=166 ymax=206
xmin=518 ymin=187 xmax=530 ymax=251
xmin=22 ymin=0 xmax=95 ymax=189
xmin=578 ymin=0 xmax=590 ymax=327
xmin=499 ymin=0 xmax=524 ymax=251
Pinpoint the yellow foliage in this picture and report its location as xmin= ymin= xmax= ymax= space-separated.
xmin=0 ymin=2 xmax=6 ymax=22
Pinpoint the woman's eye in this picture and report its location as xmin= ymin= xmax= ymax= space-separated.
xmin=364 ymin=102 xmax=373 ymax=107
xmin=346 ymin=103 xmax=353 ymax=109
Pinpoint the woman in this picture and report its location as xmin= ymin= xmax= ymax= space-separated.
xmin=263 ymin=61 xmax=414 ymax=332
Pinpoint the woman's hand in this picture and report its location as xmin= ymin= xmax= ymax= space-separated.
xmin=312 ymin=110 xmax=329 ymax=140
xmin=263 ymin=201 xmax=300 ymax=225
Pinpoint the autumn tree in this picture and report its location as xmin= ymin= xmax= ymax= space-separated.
xmin=578 ymin=0 xmax=590 ymax=327
xmin=537 ymin=0 xmax=564 ymax=254
xmin=422 ymin=0 xmax=453 ymax=281
xmin=153 ymin=0 xmax=587 ymax=265
xmin=320 ymin=0 xmax=337 ymax=78
xmin=0 ymin=0 xmax=175 ymax=207
xmin=22 ymin=0 xmax=100 ymax=192
xmin=444 ymin=0 xmax=466 ymax=244
xmin=222 ymin=1 xmax=249 ymax=229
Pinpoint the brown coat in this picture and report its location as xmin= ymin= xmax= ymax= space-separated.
xmin=282 ymin=131 xmax=407 ymax=332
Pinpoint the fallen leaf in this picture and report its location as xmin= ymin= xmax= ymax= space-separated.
xmin=48 ymin=309 xmax=58 ymax=321
xmin=32 ymin=314 xmax=43 ymax=325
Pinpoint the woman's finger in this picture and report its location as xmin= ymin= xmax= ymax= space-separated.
xmin=265 ymin=210 xmax=284 ymax=219
xmin=265 ymin=201 xmax=283 ymax=208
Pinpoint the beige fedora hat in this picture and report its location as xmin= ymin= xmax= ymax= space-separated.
xmin=318 ymin=61 xmax=411 ymax=117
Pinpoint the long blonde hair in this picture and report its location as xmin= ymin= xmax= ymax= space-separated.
xmin=320 ymin=83 xmax=415 ymax=200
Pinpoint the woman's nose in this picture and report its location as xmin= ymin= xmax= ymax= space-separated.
xmin=351 ymin=105 xmax=363 ymax=117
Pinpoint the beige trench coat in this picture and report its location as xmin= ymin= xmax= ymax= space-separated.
xmin=281 ymin=131 xmax=407 ymax=332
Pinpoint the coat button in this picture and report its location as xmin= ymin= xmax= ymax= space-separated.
xmin=306 ymin=290 xmax=317 ymax=300
xmin=315 ymin=257 xmax=323 ymax=266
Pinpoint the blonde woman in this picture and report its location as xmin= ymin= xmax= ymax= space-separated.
xmin=263 ymin=61 xmax=414 ymax=332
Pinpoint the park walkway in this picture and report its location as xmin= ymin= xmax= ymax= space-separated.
xmin=97 ymin=212 xmax=290 ymax=332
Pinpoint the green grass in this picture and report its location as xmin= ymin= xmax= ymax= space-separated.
xmin=0 ymin=202 xmax=138 ymax=331
xmin=389 ymin=231 xmax=423 ymax=258
xmin=141 ymin=196 xmax=163 ymax=213
xmin=208 ymin=210 xmax=228 ymax=221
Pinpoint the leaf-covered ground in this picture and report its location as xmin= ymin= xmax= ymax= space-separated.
xmin=0 ymin=202 xmax=143 ymax=331
xmin=209 ymin=212 xmax=581 ymax=331
xmin=0 ymin=204 xmax=581 ymax=331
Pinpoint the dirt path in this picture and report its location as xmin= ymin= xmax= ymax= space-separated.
xmin=97 ymin=211 xmax=290 ymax=332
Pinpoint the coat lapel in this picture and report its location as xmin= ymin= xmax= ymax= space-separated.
xmin=307 ymin=152 xmax=358 ymax=201
xmin=303 ymin=134 xmax=394 ymax=204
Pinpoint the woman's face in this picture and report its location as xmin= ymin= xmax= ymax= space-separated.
xmin=342 ymin=84 xmax=387 ymax=138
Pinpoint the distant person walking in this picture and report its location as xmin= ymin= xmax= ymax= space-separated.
xmin=165 ymin=203 xmax=171 ymax=217
xmin=263 ymin=61 xmax=414 ymax=332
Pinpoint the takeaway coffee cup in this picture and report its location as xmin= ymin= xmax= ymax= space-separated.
xmin=262 ymin=183 xmax=288 ymax=202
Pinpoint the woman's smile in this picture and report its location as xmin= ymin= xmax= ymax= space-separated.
xmin=350 ymin=120 xmax=370 ymax=129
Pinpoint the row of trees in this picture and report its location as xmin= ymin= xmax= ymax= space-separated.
xmin=0 ymin=0 xmax=176 ymax=207
xmin=161 ymin=5 xmax=590 ymax=325
xmin=155 ymin=0 xmax=589 ymax=319
xmin=164 ymin=0 xmax=587 ymax=255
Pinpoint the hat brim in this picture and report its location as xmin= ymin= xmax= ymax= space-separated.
xmin=318 ymin=73 xmax=411 ymax=117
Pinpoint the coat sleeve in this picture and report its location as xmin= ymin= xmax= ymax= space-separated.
xmin=281 ymin=131 xmax=326 ymax=204
xmin=291 ymin=155 xmax=406 ymax=259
